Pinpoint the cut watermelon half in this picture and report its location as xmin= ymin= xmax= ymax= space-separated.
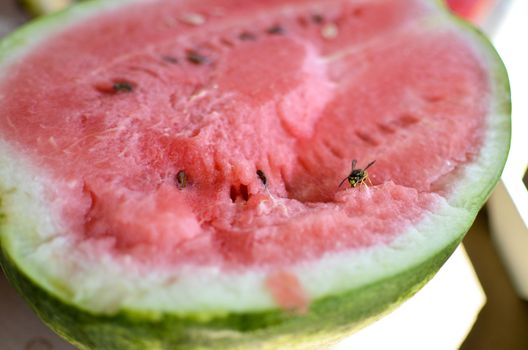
xmin=0 ymin=0 xmax=510 ymax=349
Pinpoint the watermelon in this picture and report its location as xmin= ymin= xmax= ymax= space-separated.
xmin=0 ymin=0 xmax=510 ymax=349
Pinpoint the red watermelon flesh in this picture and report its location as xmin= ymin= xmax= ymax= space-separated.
xmin=0 ymin=0 xmax=488 ymax=272
xmin=446 ymin=0 xmax=493 ymax=22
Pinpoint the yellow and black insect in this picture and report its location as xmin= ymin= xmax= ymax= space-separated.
xmin=338 ymin=159 xmax=376 ymax=189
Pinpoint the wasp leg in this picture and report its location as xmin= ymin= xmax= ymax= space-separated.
xmin=359 ymin=177 xmax=372 ymax=189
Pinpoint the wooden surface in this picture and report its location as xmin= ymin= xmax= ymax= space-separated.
xmin=461 ymin=209 xmax=528 ymax=350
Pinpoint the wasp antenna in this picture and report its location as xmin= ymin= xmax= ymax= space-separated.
xmin=364 ymin=160 xmax=376 ymax=170
xmin=338 ymin=177 xmax=348 ymax=189
xmin=351 ymin=159 xmax=357 ymax=170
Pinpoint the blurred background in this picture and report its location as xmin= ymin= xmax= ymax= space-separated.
xmin=0 ymin=0 xmax=527 ymax=349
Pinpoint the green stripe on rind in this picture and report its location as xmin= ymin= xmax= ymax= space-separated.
xmin=1 ymin=235 xmax=460 ymax=350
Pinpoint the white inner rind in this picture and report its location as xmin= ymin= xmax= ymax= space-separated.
xmin=0 ymin=2 xmax=510 ymax=314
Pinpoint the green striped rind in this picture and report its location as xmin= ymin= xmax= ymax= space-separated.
xmin=0 ymin=0 xmax=510 ymax=349
xmin=1 ymin=237 xmax=459 ymax=350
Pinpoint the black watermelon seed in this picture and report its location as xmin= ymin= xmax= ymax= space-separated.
xmin=162 ymin=55 xmax=179 ymax=64
xmin=112 ymin=81 xmax=134 ymax=93
xmin=176 ymin=170 xmax=188 ymax=189
xmin=256 ymin=170 xmax=267 ymax=186
xmin=266 ymin=25 xmax=285 ymax=35
xmin=239 ymin=31 xmax=257 ymax=41
xmin=311 ymin=14 xmax=324 ymax=24
xmin=186 ymin=50 xmax=208 ymax=65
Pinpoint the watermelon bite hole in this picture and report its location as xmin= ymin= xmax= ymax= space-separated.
xmin=0 ymin=0 xmax=490 ymax=269
xmin=229 ymin=184 xmax=250 ymax=203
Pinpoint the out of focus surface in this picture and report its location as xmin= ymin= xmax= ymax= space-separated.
xmin=486 ymin=0 xmax=528 ymax=302
xmin=462 ymin=212 xmax=528 ymax=350
xmin=0 ymin=0 xmax=27 ymax=36
xmin=453 ymin=0 xmax=528 ymax=348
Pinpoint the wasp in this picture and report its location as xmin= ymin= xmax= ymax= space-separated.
xmin=338 ymin=159 xmax=376 ymax=189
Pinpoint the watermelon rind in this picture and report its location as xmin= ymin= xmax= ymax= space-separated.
xmin=0 ymin=0 xmax=510 ymax=349
xmin=0 ymin=238 xmax=459 ymax=350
